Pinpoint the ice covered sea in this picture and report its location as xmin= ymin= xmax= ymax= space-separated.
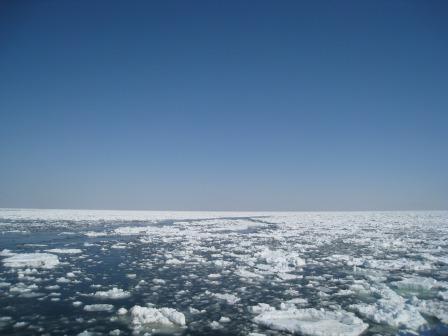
xmin=0 ymin=209 xmax=447 ymax=336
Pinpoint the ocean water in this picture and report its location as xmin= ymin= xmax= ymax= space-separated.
xmin=0 ymin=209 xmax=447 ymax=336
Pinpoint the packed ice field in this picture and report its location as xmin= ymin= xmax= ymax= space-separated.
xmin=0 ymin=209 xmax=447 ymax=336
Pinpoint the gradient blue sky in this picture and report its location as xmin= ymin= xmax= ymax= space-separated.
xmin=0 ymin=0 xmax=447 ymax=211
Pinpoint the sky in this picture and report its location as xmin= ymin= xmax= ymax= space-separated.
xmin=0 ymin=0 xmax=447 ymax=211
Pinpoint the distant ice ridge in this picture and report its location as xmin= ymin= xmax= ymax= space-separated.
xmin=113 ymin=218 xmax=265 ymax=237
xmin=253 ymin=308 xmax=368 ymax=336
xmin=0 ymin=208 xmax=272 ymax=222
xmin=129 ymin=305 xmax=186 ymax=331
xmin=2 ymin=253 xmax=59 ymax=269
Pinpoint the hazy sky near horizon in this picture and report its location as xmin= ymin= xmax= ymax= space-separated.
xmin=0 ymin=0 xmax=447 ymax=211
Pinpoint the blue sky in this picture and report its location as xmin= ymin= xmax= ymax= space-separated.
xmin=0 ymin=0 xmax=447 ymax=211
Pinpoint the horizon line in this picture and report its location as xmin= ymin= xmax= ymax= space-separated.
xmin=1 ymin=207 xmax=447 ymax=213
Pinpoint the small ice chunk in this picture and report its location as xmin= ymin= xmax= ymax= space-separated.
xmin=85 ymin=231 xmax=108 ymax=237
xmin=84 ymin=304 xmax=114 ymax=312
xmin=209 ymin=321 xmax=223 ymax=329
xmin=153 ymin=278 xmax=166 ymax=285
xmin=277 ymin=273 xmax=302 ymax=281
xmin=236 ymin=268 xmax=264 ymax=279
xmin=56 ymin=277 xmax=71 ymax=283
xmin=166 ymin=258 xmax=183 ymax=264
xmin=189 ymin=307 xmax=201 ymax=314
xmin=249 ymin=303 xmax=276 ymax=314
xmin=256 ymin=248 xmax=306 ymax=274
xmin=0 ymin=282 xmax=11 ymax=288
xmin=77 ymin=331 xmax=95 ymax=336
xmin=212 ymin=293 xmax=240 ymax=305
xmin=13 ymin=321 xmax=28 ymax=328
xmin=117 ymin=307 xmax=128 ymax=315
xmin=111 ymin=243 xmax=127 ymax=249
xmin=93 ymin=288 xmax=131 ymax=299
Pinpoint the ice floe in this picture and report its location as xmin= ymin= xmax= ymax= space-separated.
xmin=45 ymin=248 xmax=82 ymax=254
xmin=253 ymin=308 xmax=368 ymax=336
xmin=2 ymin=253 xmax=59 ymax=269
xmin=349 ymin=284 xmax=426 ymax=330
xmin=129 ymin=305 xmax=186 ymax=331
xmin=84 ymin=304 xmax=114 ymax=312
xmin=93 ymin=288 xmax=131 ymax=299
xmin=210 ymin=292 xmax=240 ymax=305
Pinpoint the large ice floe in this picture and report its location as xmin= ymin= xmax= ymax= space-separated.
xmin=2 ymin=253 xmax=59 ymax=269
xmin=0 ymin=209 xmax=448 ymax=335
xmin=349 ymin=284 xmax=427 ymax=330
xmin=253 ymin=308 xmax=368 ymax=336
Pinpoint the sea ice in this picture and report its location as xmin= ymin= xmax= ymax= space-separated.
xmin=2 ymin=253 xmax=59 ymax=269
xmin=0 ymin=249 xmax=15 ymax=257
xmin=209 ymin=321 xmax=223 ymax=329
xmin=129 ymin=305 xmax=186 ymax=331
xmin=249 ymin=303 xmax=276 ymax=314
xmin=253 ymin=308 xmax=368 ymax=336
xmin=255 ymin=248 xmax=305 ymax=275
xmin=45 ymin=248 xmax=82 ymax=254
xmin=1 ymin=209 xmax=447 ymax=335
xmin=211 ymin=292 xmax=240 ymax=305
xmin=349 ymin=285 xmax=427 ymax=330
xmin=117 ymin=307 xmax=128 ymax=315
xmin=83 ymin=304 xmax=114 ymax=312
xmin=93 ymin=288 xmax=131 ymax=299
xmin=390 ymin=276 xmax=439 ymax=291
xmin=412 ymin=298 xmax=448 ymax=323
